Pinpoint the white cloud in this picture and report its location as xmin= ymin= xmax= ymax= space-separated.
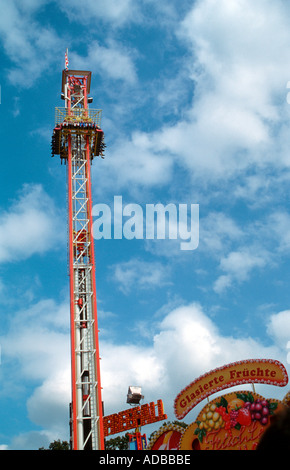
xmin=0 ymin=299 xmax=70 ymax=383
xmin=10 ymin=431 xmax=53 ymax=451
xmin=59 ymin=0 xmax=138 ymax=26
xmin=0 ymin=297 xmax=70 ymax=447
xmin=0 ymin=184 xmax=64 ymax=263
xmin=266 ymin=310 xmax=290 ymax=348
xmin=111 ymin=258 xmax=171 ymax=294
xmin=267 ymin=212 xmax=290 ymax=253
xmin=27 ymin=369 xmax=70 ymax=434
xmin=100 ymin=343 xmax=165 ymax=415
xmin=93 ymin=131 xmax=173 ymax=196
xmin=0 ymin=0 xmax=60 ymax=87
xmin=1 ymin=298 xmax=288 ymax=448
xmin=213 ymin=274 xmax=232 ymax=294
xmin=188 ymin=202 xmax=290 ymax=296
xmin=200 ymin=212 xmax=243 ymax=254
xmin=15 ymin=0 xmax=49 ymax=12
xmin=197 ymin=208 xmax=290 ymax=294
xmin=84 ymin=0 xmax=290 ymax=193
xmin=143 ymin=0 xmax=290 ymax=180
xmin=214 ymin=248 xmax=268 ymax=293
xmin=79 ymin=0 xmax=290 ymax=192
xmin=70 ymin=40 xmax=138 ymax=84
xmin=219 ymin=250 xmax=267 ymax=281
xmin=101 ymin=303 xmax=287 ymax=422
xmin=180 ymin=0 xmax=290 ymax=110
xmin=233 ymin=173 xmax=275 ymax=207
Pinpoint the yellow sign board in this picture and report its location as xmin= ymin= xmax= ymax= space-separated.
xmin=174 ymin=359 xmax=288 ymax=419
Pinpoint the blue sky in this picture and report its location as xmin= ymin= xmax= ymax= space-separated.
xmin=1 ymin=0 xmax=290 ymax=450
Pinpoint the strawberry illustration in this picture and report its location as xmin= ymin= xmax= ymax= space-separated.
xmin=237 ymin=407 xmax=252 ymax=426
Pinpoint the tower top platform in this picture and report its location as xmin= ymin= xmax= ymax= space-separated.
xmin=62 ymin=69 xmax=92 ymax=93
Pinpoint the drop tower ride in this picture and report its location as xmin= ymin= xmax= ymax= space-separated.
xmin=51 ymin=64 xmax=105 ymax=450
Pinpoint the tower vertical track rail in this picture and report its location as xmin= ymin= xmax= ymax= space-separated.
xmin=52 ymin=68 xmax=106 ymax=450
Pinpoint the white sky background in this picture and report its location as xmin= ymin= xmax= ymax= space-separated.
xmin=0 ymin=0 xmax=290 ymax=449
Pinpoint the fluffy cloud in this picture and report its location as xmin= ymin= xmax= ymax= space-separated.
xmin=200 ymin=212 xmax=243 ymax=254
xmin=27 ymin=369 xmax=71 ymax=434
xmin=0 ymin=0 xmax=60 ymax=87
xmin=0 ymin=184 xmax=64 ymax=263
xmin=90 ymin=0 xmax=290 ymax=193
xmin=111 ymin=258 xmax=171 ymax=294
xmin=196 ymin=207 xmax=290 ymax=294
xmin=266 ymin=310 xmax=290 ymax=348
xmin=267 ymin=212 xmax=290 ymax=253
xmin=214 ymin=248 xmax=268 ymax=293
xmin=146 ymin=0 xmax=290 ymax=180
xmin=92 ymin=131 xmax=173 ymax=196
xmin=70 ymin=40 xmax=138 ymax=84
xmin=100 ymin=343 xmax=165 ymax=415
xmin=1 ymin=299 xmax=288 ymax=448
xmin=0 ymin=299 xmax=70 ymax=382
xmin=101 ymin=303 xmax=289 ymax=422
xmin=0 ymin=298 xmax=70 ymax=448
xmin=59 ymin=0 xmax=138 ymax=26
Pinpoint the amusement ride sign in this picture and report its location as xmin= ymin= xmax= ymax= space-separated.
xmin=174 ymin=359 xmax=288 ymax=420
xmin=103 ymin=399 xmax=167 ymax=437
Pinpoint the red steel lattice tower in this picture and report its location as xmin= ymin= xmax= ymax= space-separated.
xmin=51 ymin=65 xmax=105 ymax=450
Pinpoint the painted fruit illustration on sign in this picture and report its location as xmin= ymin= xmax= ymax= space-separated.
xmin=179 ymin=391 xmax=285 ymax=450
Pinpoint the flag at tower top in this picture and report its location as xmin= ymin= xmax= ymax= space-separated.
xmin=65 ymin=49 xmax=69 ymax=70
